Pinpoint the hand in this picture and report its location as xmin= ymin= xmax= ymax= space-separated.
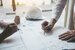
xmin=0 ymin=23 xmax=18 ymax=43
xmin=41 ymin=18 xmax=56 ymax=33
xmin=1 ymin=23 xmax=18 ymax=37
xmin=59 ymin=30 xmax=75 ymax=42
xmin=7 ymin=23 xmax=18 ymax=33
xmin=41 ymin=21 xmax=50 ymax=32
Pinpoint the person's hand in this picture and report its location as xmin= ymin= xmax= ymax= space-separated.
xmin=1 ymin=23 xmax=18 ymax=37
xmin=0 ymin=23 xmax=18 ymax=43
xmin=8 ymin=23 xmax=18 ymax=33
xmin=41 ymin=18 xmax=56 ymax=33
xmin=41 ymin=21 xmax=51 ymax=32
xmin=59 ymin=30 xmax=75 ymax=42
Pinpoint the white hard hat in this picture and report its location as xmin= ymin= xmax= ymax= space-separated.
xmin=25 ymin=6 xmax=44 ymax=20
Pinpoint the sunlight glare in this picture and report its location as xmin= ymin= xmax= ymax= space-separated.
xmin=15 ymin=0 xmax=50 ymax=6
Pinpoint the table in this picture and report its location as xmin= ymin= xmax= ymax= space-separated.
xmin=0 ymin=5 xmax=75 ymax=50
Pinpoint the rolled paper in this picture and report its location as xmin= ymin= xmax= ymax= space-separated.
xmin=68 ymin=0 xmax=74 ymax=30
xmin=64 ymin=0 xmax=69 ymax=27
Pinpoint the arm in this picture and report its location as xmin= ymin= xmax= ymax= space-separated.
xmin=52 ymin=0 xmax=67 ymax=21
xmin=49 ymin=0 xmax=67 ymax=29
xmin=42 ymin=0 xmax=67 ymax=32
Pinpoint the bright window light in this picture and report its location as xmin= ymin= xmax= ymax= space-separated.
xmin=16 ymin=0 xmax=51 ymax=6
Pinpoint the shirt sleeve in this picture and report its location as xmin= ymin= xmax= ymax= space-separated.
xmin=52 ymin=0 xmax=67 ymax=21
